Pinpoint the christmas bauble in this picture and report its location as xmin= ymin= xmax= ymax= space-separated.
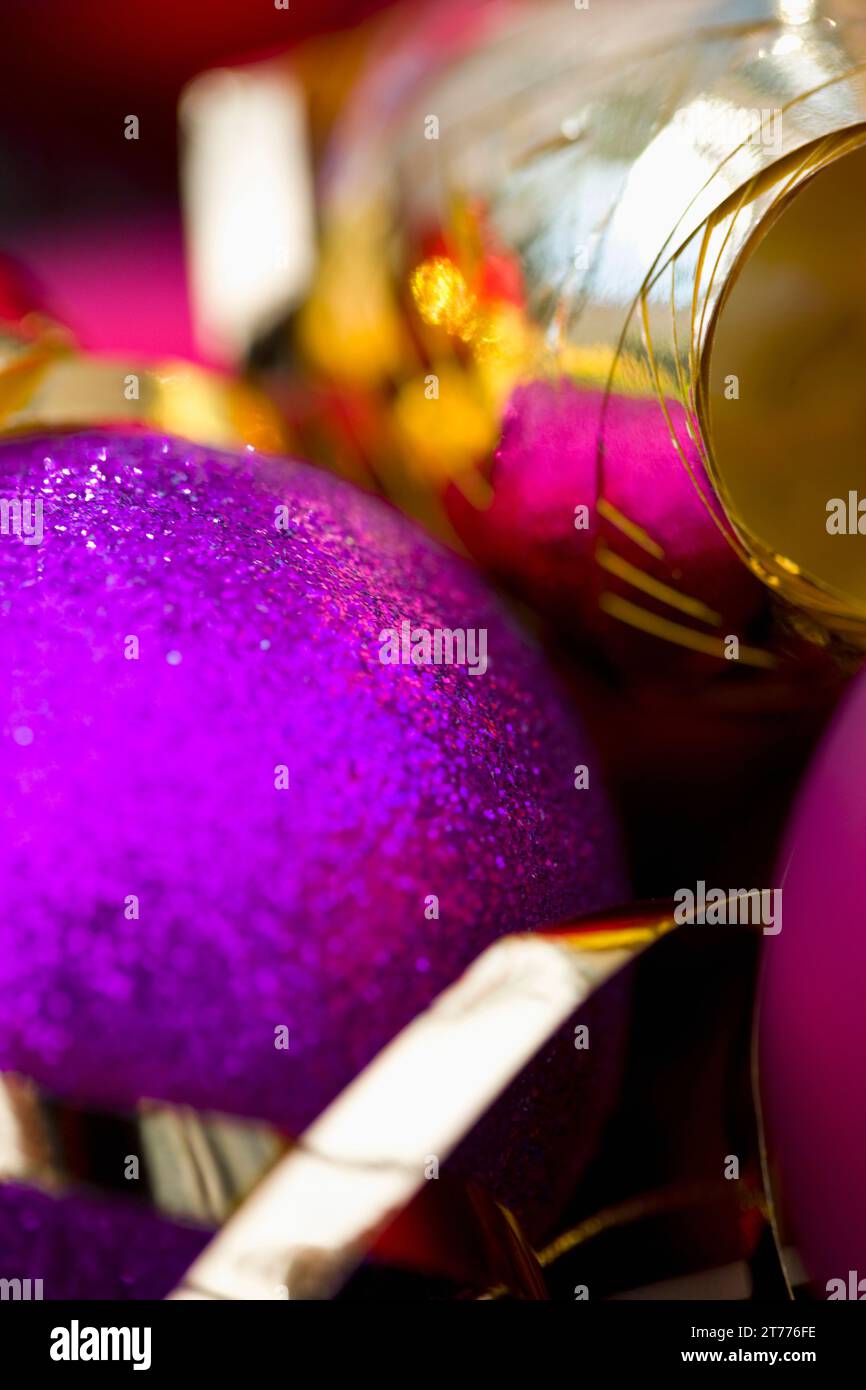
xmin=0 ymin=429 xmax=626 ymax=1291
xmin=758 ymin=667 xmax=866 ymax=1297
xmin=444 ymin=380 xmax=764 ymax=673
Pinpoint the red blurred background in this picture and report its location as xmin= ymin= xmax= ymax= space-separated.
xmin=0 ymin=0 xmax=397 ymax=355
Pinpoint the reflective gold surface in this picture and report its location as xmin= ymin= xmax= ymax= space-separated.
xmin=706 ymin=137 xmax=866 ymax=622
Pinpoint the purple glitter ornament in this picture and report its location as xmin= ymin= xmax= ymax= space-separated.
xmin=0 ymin=431 xmax=626 ymax=1283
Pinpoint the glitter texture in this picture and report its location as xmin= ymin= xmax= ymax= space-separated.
xmin=0 ymin=430 xmax=625 ymax=1245
xmin=0 ymin=1183 xmax=209 ymax=1301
